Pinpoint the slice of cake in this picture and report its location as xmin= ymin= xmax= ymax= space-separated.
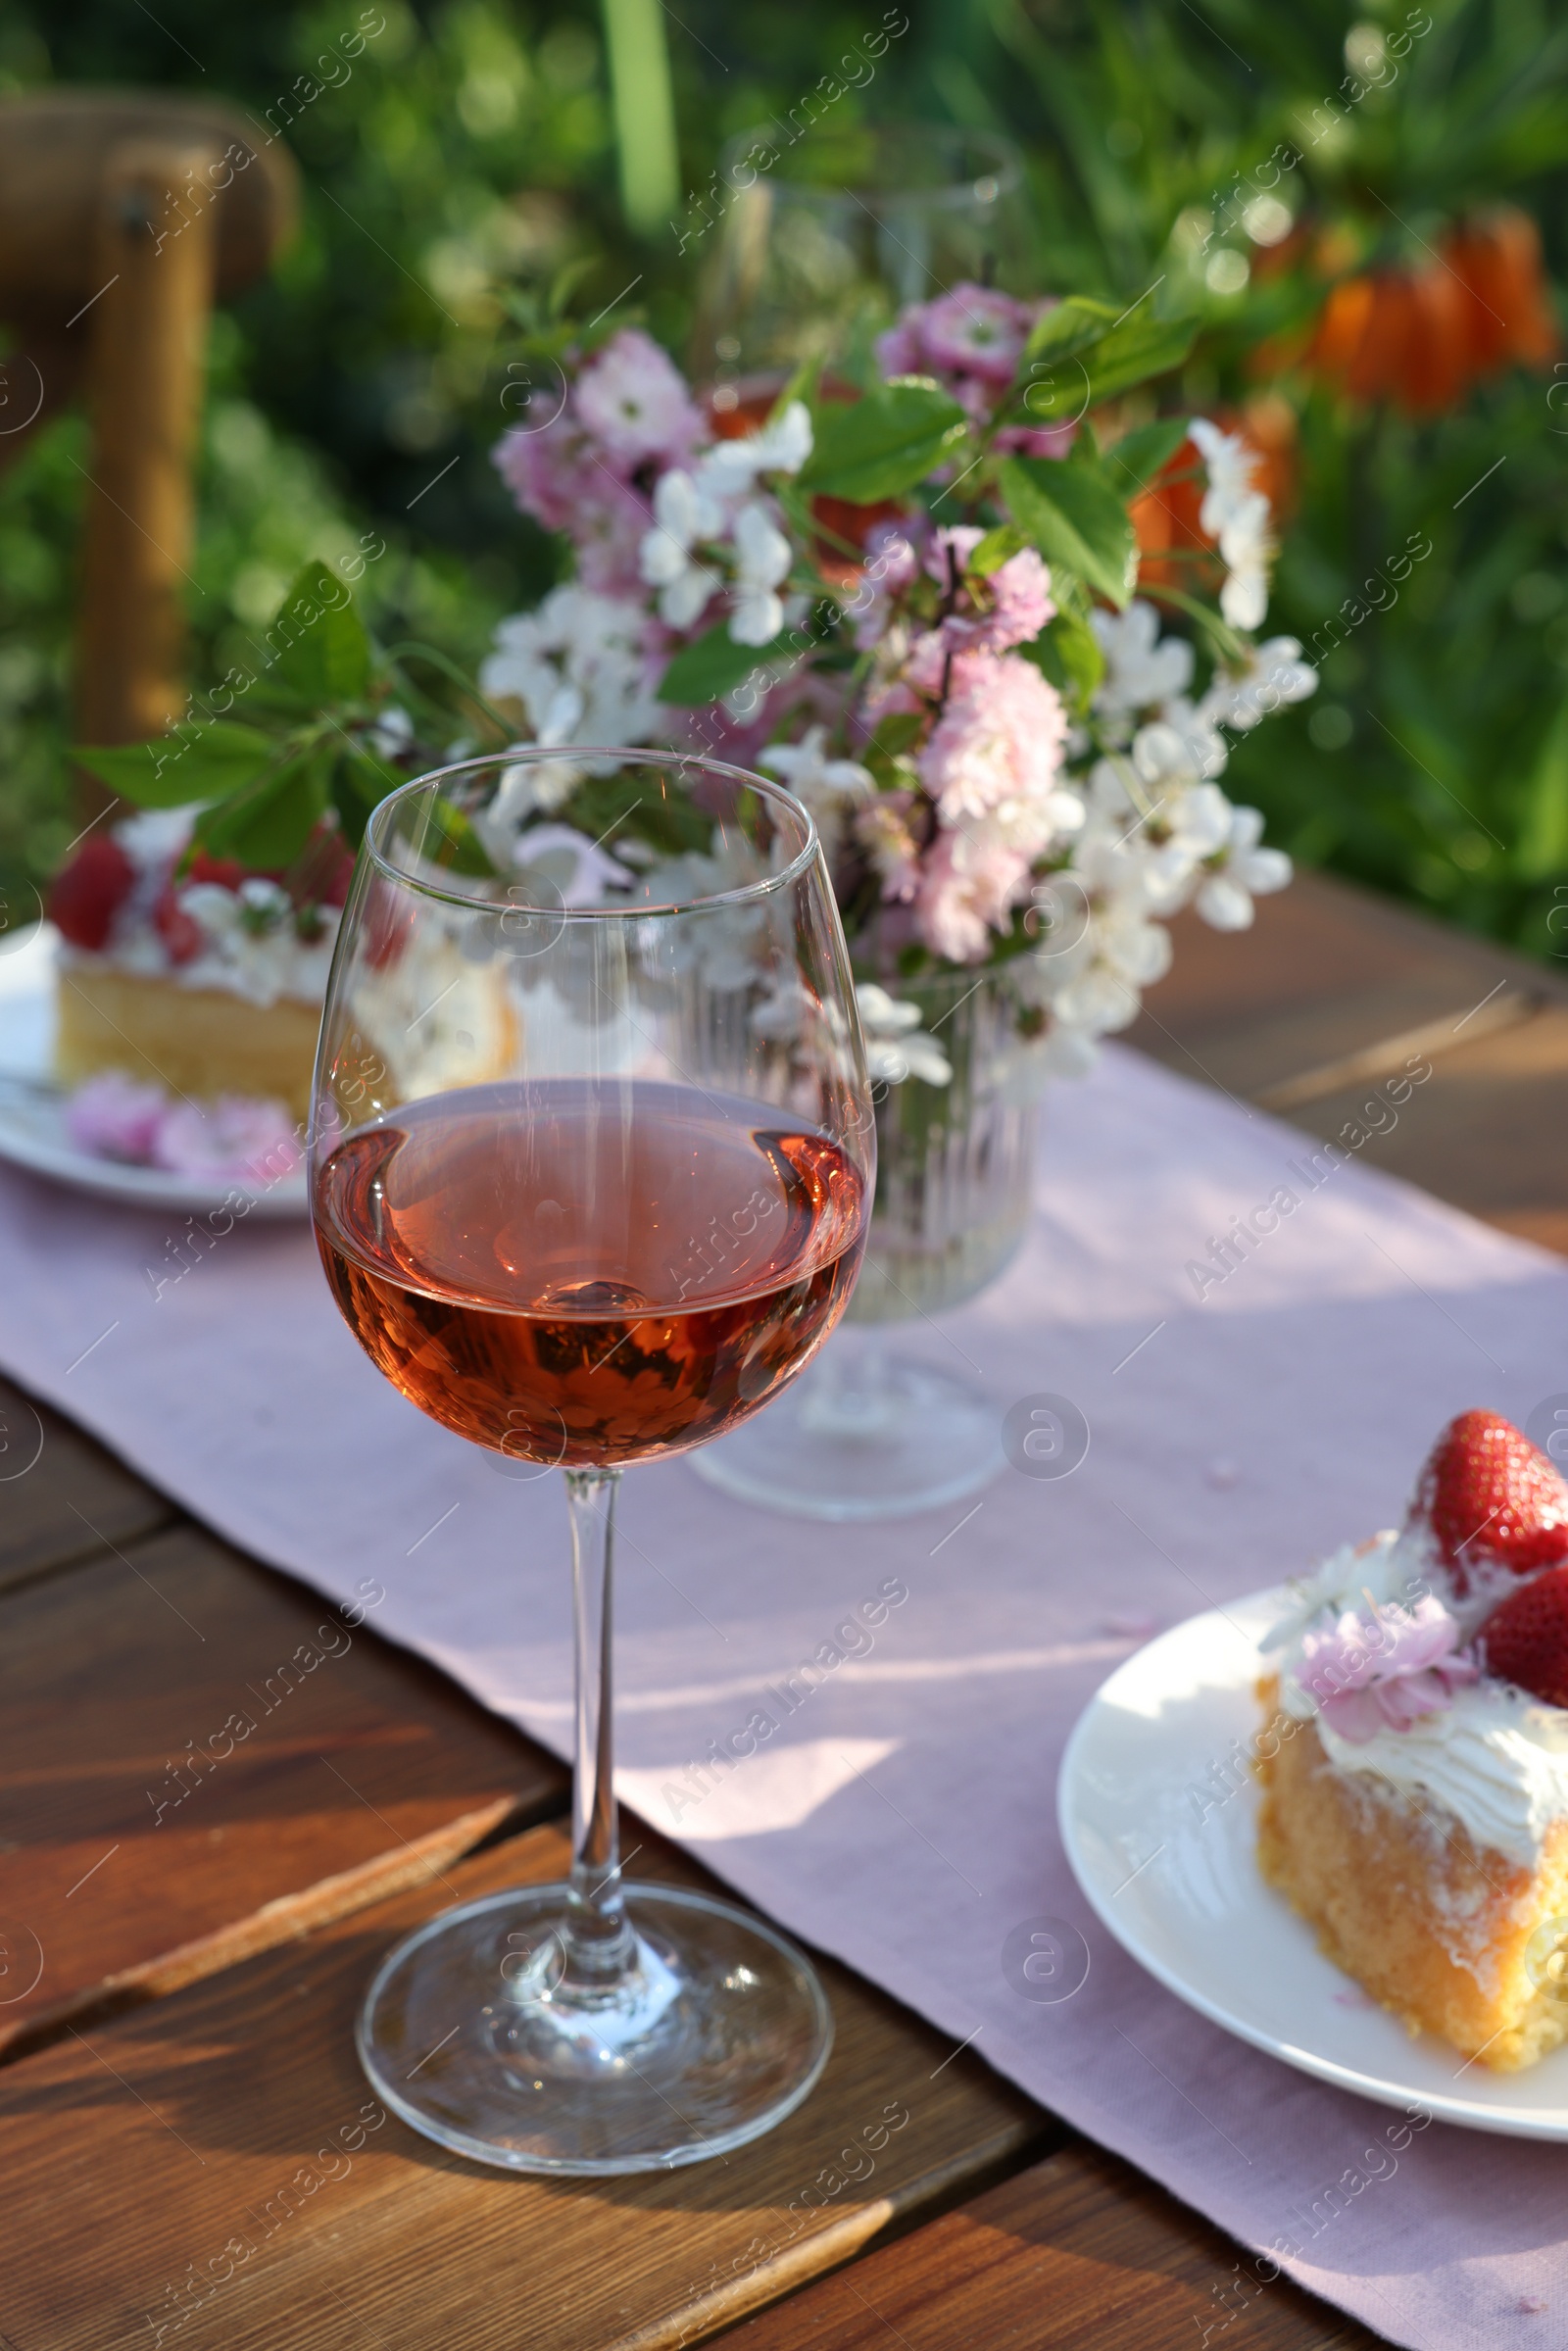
xmin=1256 ymin=1409 xmax=1568 ymax=2072
xmin=49 ymin=812 xmax=352 ymax=1123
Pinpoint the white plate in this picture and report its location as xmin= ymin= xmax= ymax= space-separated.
xmin=1058 ymin=1586 xmax=1568 ymax=2138
xmin=0 ymin=923 xmax=308 ymax=1219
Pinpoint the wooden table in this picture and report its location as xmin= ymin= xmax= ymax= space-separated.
xmin=3 ymin=866 xmax=1560 ymax=2349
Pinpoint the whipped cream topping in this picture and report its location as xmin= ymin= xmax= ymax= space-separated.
xmin=1267 ymin=1529 xmax=1568 ymax=1869
xmin=66 ymin=808 xmax=341 ymax=1009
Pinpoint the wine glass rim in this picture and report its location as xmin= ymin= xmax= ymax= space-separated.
xmin=363 ymin=746 xmax=824 ymax=917
xmin=718 ymin=122 xmax=1023 ymax=203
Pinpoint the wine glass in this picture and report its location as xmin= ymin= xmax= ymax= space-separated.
xmin=310 ymin=748 xmax=873 ymax=2174
xmin=691 ymin=123 xmax=1035 ymax=387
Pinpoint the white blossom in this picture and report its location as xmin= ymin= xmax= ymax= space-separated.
xmin=728 ymin=503 xmax=793 ymax=646
xmin=855 ymin=983 xmax=954 ymax=1087
xmin=1195 ymin=804 xmax=1293 ymax=930
xmin=1090 ymin=600 xmax=1195 ymax=718
xmin=638 ymin=469 xmax=723 ymax=629
xmin=759 ymin=726 xmax=873 ymax=852
xmin=480 ymin=586 xmax=662 ymax=758
xmin=368 ymin=705 xmax=414 ymax=759
xmin=1190 ymin=416 xmax=1276 ymax=633
xmin=696 ymin=401 xmax=813 ymax=501
xmin=1201 ymin=637 xmax=1317 ymax=732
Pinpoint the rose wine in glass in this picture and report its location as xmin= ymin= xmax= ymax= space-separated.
xmin=310 ymin=750 xmax=872 ymax=2173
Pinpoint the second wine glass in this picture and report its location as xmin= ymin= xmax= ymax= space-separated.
xmin=311 ymin=748 xmax=873 ymax=2173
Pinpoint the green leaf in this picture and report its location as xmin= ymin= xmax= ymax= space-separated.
xmin=1020 ymin=313 xmax=1198 ymax=421
xmin=867 ymin=711 xmax=924 ymax=758
xmin=1023 ymin=298 xmax=1122 ymax=367
xmin=799 ymin=380 xmax=967 ymax=503
xmin=1518 ymin=693 xmax=1568 ymax=881
xmin=195 ymin=750 xmax=328 ymax=869
xmin=329 ymin=745 xmax=401 ymax=851
xmin=422 ymin=799 xmax=498 ymax=879
xmin=1080 ymin=315 xmax=1198 ymax=408
xmin=263 ymin=562 xmax=372 ymax=710
xmin=1105 ymin=417 xmax=1191 ymax=497
xmin=967 ymin=525 xmax=1030 ymax=578
xmin=1000 ymin=456 xmax=1138 ymax=610
xmin=72 ymin=722 xmax=278 ymax=810
xmin=1142 ymin=582 xmax=1249 ymax=668
xmin=657 ymin=620 xmax=800 ymax=707
xmin=1026 ymin=610 xmax=1106 ymax=716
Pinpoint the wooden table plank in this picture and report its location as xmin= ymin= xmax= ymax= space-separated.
xmin=0 ymin=1824 xmax=1046 ymax=2351
xmin=1129 ymin=868 xmax=1561 ymax=1107
xmin=0 ymin=1522 xmax=566 ymax=2057
xmin=1275 ymin=1003 xmax=1568 ymax=1255
xmin=0 ymin=1368 xmax=172 ymax=1592
xmin=722 ymin=2144 xmax=1377 ymax=2349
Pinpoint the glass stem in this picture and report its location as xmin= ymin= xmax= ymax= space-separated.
xmin=564 ymin=1466 xmax=637 ymax=1982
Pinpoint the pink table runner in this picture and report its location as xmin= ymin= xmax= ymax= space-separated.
xmin=2 ymin=1041 xmax=1564 ymax=2351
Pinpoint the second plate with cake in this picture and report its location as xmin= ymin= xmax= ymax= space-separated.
xmin=1059 ymin=1580 xmax=1568 ymax=2139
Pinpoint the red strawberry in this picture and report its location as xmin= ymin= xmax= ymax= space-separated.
xmin=185 ymin=850 xmax=249 ymax=891
xmin=152 ymin=887 xmax=204 ymax=966
xmin=1409 ymin=1409 xmax=1568 ymax=1586
xmin=1480 ymin=1565 xmax=1568 ymax=1706
xmin=363 ymin=879 xmax=415 ymax=970
xmin=47 ymin=836 xmax=136 ymax=951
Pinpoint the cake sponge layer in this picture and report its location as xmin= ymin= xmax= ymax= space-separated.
xmin=57 ymin=967 xmax=318 ymax=1122
xmin=1256 ymin=1677 xmax=1568 ymax=2071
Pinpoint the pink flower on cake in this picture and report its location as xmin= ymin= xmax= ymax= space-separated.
xmin=152 ymin=1098 xmax=302 ymax=1184
xmin=1297 ymin=1595 xmax=1480 ymax=1742
xmin=572 ymin=329 xmax=704 ymax=469
xmin=66 ymin=1073 xmax=167 ymax=1163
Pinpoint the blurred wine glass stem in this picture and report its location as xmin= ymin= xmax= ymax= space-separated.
xmin=564 ymin=1464 xmax=638 ymax=1986
xmin=796 ymin=1328 xmax=898 ymax=1440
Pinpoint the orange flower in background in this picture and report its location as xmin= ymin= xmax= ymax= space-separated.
xmin=1129 ymin=436 xmax=1208 ymax=595
xmin=1129 ymin=398 xmax=1297 ymax=594
xmin=1446 ymin=208 xmax=1560 ymax=373
xmin=1300 ymin=204 xmax=1558 ymax=414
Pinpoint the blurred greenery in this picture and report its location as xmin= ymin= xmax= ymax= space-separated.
xmin=2 ymin=0 xmax=1565 ymax=960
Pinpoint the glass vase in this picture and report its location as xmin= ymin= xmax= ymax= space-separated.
xmin=695 ymin=964 xmax=1049 ymax=1519
xmin=690 ymin=123 xmax=1033 ymax=384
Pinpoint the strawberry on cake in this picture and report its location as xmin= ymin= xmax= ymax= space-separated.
xmin=48 ymin=811 xmax=354 ymax=1123
xmin=1256 ymin=1410 xmax=1568 ymax=2071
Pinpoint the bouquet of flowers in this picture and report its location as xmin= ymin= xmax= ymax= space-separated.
xmin=483 ymin=286 xmax=1315 ymax=1087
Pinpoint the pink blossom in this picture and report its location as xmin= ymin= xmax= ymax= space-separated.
xmin=152 ymin=1099 xmax=302 ymax=1184
xmin=493 ymin=407 xmax=586 ymax=534
xmin=914 ymin=828 xmax=1032 ymax=962
xmin=916 ymin=650 xmax=1068 ymax=827
xmin=982 ymin=548 xmax=1054 ymax=650
xmin=1297 ymin=1595 xmax=1480 ymax=1745
xmin=856 ymin=798 xmax=923 ymax=902
xmin=872 ymin=317 xmax=923 ymax=378
xmin=887 ymin=285 xmax=1036 ymax=387
xmin=66 ymin=1073 xmax=167 ymax=1162
xmin=924 ymin=525 xmax=986 ymax=590
xmin=997 ymin=421 xmax=1079 ymax=461
xmin=494 ymin=418 xmax=652 ymax=597
xmin=848 ymin=523 xmax=921 ymax=650
xmin=923 ymin=530 xmax=1054 ymax=655
xmin=573 ymin=329 xmax=704 ymax=469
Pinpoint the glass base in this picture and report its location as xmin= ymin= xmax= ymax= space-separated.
xmin=693 ymin=1343 xmax=1004 ymax=1520
xmin=357 ymin=1882 xmax=832 ymax=2175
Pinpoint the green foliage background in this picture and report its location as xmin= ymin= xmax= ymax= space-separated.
xmin=2 ymin=0 xmax=1565 ymax=958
